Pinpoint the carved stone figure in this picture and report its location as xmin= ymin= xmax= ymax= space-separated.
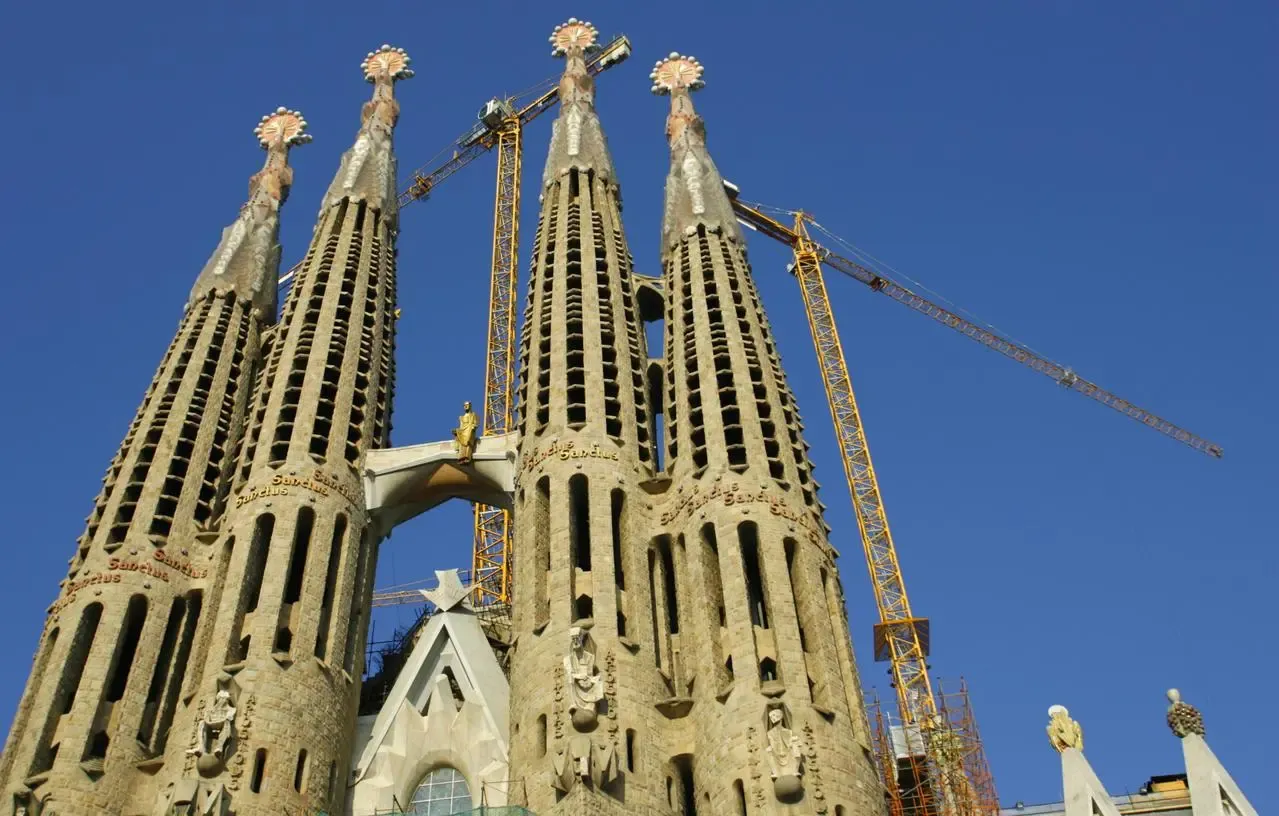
xmin=188 ymin=678 xmax=237 ymax=772
xmin=161 ymin=780 xmax=227 ymax=816
xmin=453 ymin=401 xmax=478 ymax=463
xmin=765 ymin=706 xmax=804 ymax=800
xmin=1046 ymin=705 xmax=1083 ymax=753
xmin=564 ymin=627 xmax=604 ymax=729
xmin=1166 ymin=688 xmax=1205 ymax=738
xmin=551 ymin=734 xmax=595 ymax=792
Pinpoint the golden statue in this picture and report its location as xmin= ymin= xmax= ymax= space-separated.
xmin=1046 ymin=705 xmax=1083 ymax=753
xmin=453 ymin=401 xmax=478 ymax=463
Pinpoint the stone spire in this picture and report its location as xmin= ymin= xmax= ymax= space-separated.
xmin=321 ymin=44 xmax=414 ymax=220
xmin=542 ymin=18 xmax=617 ymax=186
xmin=1166 ymin=688 xmax=1206 ymax=738
xmin=189 ymin=107 xmax=311 ymax=314
xmin=652 ymin=53 xmax=741 ymax=256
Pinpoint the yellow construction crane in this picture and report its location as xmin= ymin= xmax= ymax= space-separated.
xmin=727 ymin=193 xmax=1219 ymax=815
xmin=278 ymin=35 xmax=633 ymax=609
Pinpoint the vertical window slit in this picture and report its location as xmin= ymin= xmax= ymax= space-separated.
xmin=251 ymin=748 xmax=267 ymax=792
xmin=739 ymin=523 xmax=769 ymax=629
xmin=315 ymin=514 xmax=347 ymax=659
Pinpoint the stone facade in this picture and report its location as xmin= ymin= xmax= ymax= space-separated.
xmin=509 ymin=19 xmax=667 ymax=816
xmin=648 ymin=54 xmax=883 ymax=815
xmin=0 ymin=108 xmax=308 ymax=816
xmin=148 ymin=47 xmax=412 ymax=816
xmin=506 ymin=34 xmax=885 ymax=816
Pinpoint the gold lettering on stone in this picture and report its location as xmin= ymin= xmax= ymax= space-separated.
xmin=660 ymin=480 xmax=822 ymax=543
xmin=234 ymin=469 xmax=361 ymax=508
xmin=521 ymin=439 xmax=621 ymax=477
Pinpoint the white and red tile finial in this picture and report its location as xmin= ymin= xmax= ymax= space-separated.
xmin=254 ymin=108 xmax=312 ymax=150
xmin=361 ymin=44 xmax=415 ymax=83
xmin=650 ymin=53 xmax=705 ymax=96
xmin=550 ymin=18 xmax=599 ymax=57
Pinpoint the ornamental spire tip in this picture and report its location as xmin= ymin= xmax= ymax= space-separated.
xmin=254 ymin=107 xmax=312 ymax=149
xmin=550 ymin=18 xmax=599 ymax=57
xmin=361 ymin=44 xmax=414 ymax=83
xmin=651 ymin=53 xmax=705 ymax=96
xmin=1166 ymin=688 xmax=1205 ymax=738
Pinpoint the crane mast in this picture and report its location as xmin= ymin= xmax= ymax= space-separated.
xmin=471 ymin=117 xmax=521 ymax=607
xmin=788 ymin=213 xmax=937 ymax=731
xmin=788 ymin=214 xmax=988 ymax=815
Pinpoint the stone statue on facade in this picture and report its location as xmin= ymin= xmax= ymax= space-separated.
xmin=551 ymin=734 xmax=593 ymax=792
xmin=564 ymin=626 xmax=604 ymax=729
xmin=159 ymin=780 xmax=227 ymax=816
xmin=1046 ymin=705 xmax=1083 ymax=753
xmin=765 ymin=706 xmax=804 ymax=800
xmin=187 ymin=677 xmax=237 ymax=771
xmin=551 ymin=734 xmax=621 ymax=793
xmin=453 ymin=401 xmax=478 ymax=463
xmin=1166 ymin=688 xmax=1205 ymax=738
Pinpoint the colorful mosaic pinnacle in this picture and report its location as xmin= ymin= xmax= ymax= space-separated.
xmin=650 ymin=52 xmax=705 ymax=95
xmin=253 ymin=107 xmax=312 ymax=149
xmin=361 ymin=43 xmax=414 ymax=83
xmin=550 ymin=17 xmax=598 ymax=57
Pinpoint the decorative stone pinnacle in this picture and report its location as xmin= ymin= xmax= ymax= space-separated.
xmin=1166 ymin=688 xmax=1205 ymax=738
xmin=1046 ymin=704 xmax=1084 ymax=753
xmin=650 ymin=52 xmax=705 ymax=96
xmin=550 ymin=18 xmax=599 ymax=57
xmin=361 ymin=44 xmax=415 ymax=83
xmin=253 ymin=107 xmax=312 ymax=150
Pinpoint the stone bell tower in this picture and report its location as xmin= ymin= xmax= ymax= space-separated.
xmin=507 ymin=17 xmax=668 ymax=816
xmin=0 ymin=106 xmax=309 ymax=816
xmin=149 ymin=45 xmax=412 ymax=816
xmin=649 ymin=53 xmax=885 ymax=814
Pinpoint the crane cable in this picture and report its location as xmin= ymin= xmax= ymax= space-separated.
xmin=749 ymin=200 xmax=1070 ymax=373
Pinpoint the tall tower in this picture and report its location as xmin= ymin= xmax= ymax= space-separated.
xmin=509 ymin=18 xmax=665 ymax=815
xmin=651 ymin=54 xmax=885 ymax=814
xmin=0 ymin=107 xmax=309 ymax=816
xmin=151 ymin=46 xmax=411 ymax=816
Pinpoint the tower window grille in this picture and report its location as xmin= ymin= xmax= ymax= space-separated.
xmin=534 ymin=203 xmax=556 ymax=432
xmin=591 ymin=209 xmax=624 ymax=443
xmin=30 ymin=603 xmax=101 ymax=773
xmin=564 ymin=176 xmax=588 ymax=429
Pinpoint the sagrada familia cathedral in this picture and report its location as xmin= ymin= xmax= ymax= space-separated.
xmin=0 ymin=19 xmax=1258 ymax=816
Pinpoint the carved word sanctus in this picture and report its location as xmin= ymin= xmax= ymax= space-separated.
xmin=108 ymin=557 xmax=171 ymax=582
xmin=154 ymin=549 xmax=209 ymax=579
xmin=521 ymin=439 xmax=621 ymax=476
xmin=236 ymin=470 xmax=361 ymax=508
xmin=660 ymin=481 xmax=822 ymax=542
xmin=50 ymin=572 xmax=124 ymax=614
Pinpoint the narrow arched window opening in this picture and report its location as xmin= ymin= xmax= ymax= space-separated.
xmin=250 ymin=748 xmax=267 ymax=792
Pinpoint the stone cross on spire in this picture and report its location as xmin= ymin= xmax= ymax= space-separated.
xmin=322 ymin=44 xmax=414 ymax=217
xmin=652 ymin=53 xmax=741 ymax=255
xmin=542 ymin=18 xmax=617 ymax=185
xmin=189 ymin=107 xmax=311 ymax=312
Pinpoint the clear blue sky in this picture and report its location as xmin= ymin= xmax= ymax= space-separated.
xmin=0 ymin=1 xmax=1273 ymax=809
